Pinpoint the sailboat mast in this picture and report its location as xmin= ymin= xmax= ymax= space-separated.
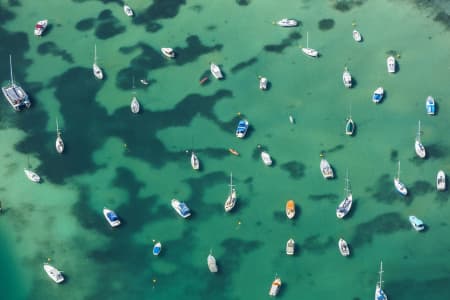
xmin=397 ymin=161 xmax=401 ymax=179
xmin=379 ymin=261 xmax=384 ymax=287
xmin=9 ymin=54 xmax=14 ymax=85
xmin=306 ymin=32 xmax=309 ymax=48
xmin=94 ymin=44 xmax=97 ymax=63
xmin=229 ymin=172 xmax=234 ymax=194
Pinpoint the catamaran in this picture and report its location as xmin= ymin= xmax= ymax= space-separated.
xmin=301 ymin=32 xmax=319 ymax=57
xmin=2 ymin=55 xmax=31 ymax=111
xmin=375 ymin=261 xmax=388 ymax=300
xmin=55 ymin=119 xmax=64 ymax=154
xmin=93 ymin=44 xmax=103 ymax=80
xmin=394 ymin=161 xmax=407 ymax=196
xmin=415 ymin=120 xmax=426 ymax=159
xmin=336 ymin=171 xmax=352 ymax=219
xmin=224 ymin=172 xmax=237 ymax=212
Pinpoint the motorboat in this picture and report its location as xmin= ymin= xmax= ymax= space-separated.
xmin=24 ymin=168 xmax=40 ymax=183
xmin=372 ymin=87 xmax=384 ymax=104
xmin=286 ymin=238 xmax=295 ymax=255
xmin=228 ymin=148 xmax=239 ymax=156
xmin=161 ymin=48 xmax=175 ymax=58
xmin=131 ymin=96 xmax=140 ymax=114
xmin=153 ymin=242 xmax=162 ymax=256
xmin=2 ymin=55 xmax=31 ymax=111
xmin=437 ymin=170 xmax=446 ymax=191
xmin=289 ymin=115 xmax=295 ymax=124
xmin=394 ymin=161 xmax=407 ymax=196
xmin=425 ymin=96 xmax=435 ymax=115
xmin=352 ymin=29 xmax=362 ymax=42
xmin=342 ymin=67 xmax=352 ymax=88
xmin=338 ymin=238 xmax=350 ymax=256
xmin=103 ymin=207 xmax=121 ymax=227
xmin=345 ymin=117 xmax=355 ymax=136
xmin=387 ymin=56 xmax=396 ymax=73
xmin=261 ymin=151 xmax=273 ymax=166
xmin=123 ymin=4 xmax=134 ymax=17
xmin=55 ymin=119 xmax=64 ymax=154
xmin=285 ymin=200 xmax=295 ymax=219
xmin=336 ymin=172 xmax=352 ymax=219
xmin=207 ymin=253 xmax=218 ymax=273
xmin=277 ymin=18 xmax=298 ymax=27
xmin=93 ymin=44 xmax=103 ymax=80
xmin=210 ymin=63 xmax=223 ymax=79
xmin=320 ymin=158 xmax=334 ymax=179
xmin=375 ymin=261 xmax=388 ymax=300
xmin=409 ymin=216 xmax=425 ymax=231
xmin=235 ymin=119 xmax=249 ymax=138
xmin=191 ymin=152 xmax=200 ymax=170
xmin=259 ymin=76 xmax=268 ymax=90
xmin=140 ymin=79 xmax=149 ymax=85
xmin=415 ymin=121 xmax=426 ymax=159
xmin=43 ymin=263 xmax=64 ymax=283
xmin=268 ymin=277 xmax=282 ymax=296
xmin=34 ymin=20 xmax=48 ymax=36
xmin=171 ymin=199 xmax=191 ymax=218
xmin=224 ymin=173 xmax=237 ymax=212
xmin=301 ymin=32 xmax=319 ymax=57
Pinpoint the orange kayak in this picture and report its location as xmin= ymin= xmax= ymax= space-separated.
xmin=229 ymin=148 xmax=239 ymax=156
xmin=286 ymin=200 xmax=295 ymax=219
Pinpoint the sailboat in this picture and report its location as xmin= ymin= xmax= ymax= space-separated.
xmin=93 ymin=44 xmax=103 ymax=80
xmin=415 ymin=120 xmax=426 ymax=158
xmin=224 ymin=172 xmax=237 ymax=212
xmin=394 ymin=161 xmax=407 ymax=196
xmin=207 ymin=251 xmax=218 ymax=273
xmin=130 ymin=77 xmax=140 ymax=114
xmin=191 ymin=151 xmax=200 ymax=170
xmin=2 ymin=55 xmax=31 ymax=111
xmin=375 ymin=261 xmax=388 ymax=300
xmin=345 ymin=105 xmax=355 ymax=136
xmin=336 ymin=170 xmax=352 ymax=219
xmin=55 ymin=118 xmax=64 ymax=154
xmin=301 ymin=32 xmax=319 ymax=57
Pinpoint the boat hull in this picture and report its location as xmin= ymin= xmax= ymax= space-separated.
xmin=320 ymin=159 xmax=334 ymax=179
xmin=437 ymin=170 xmax=446 ymax=191
xmin=103 ymin=208 xmax=121 ymax=227
xmin=43 ymin=263 xmax=64 ymax=283
xmin=286 ymin=200 xmax=295 ymax=219
xmin=338 ymin=238 xmax=350 ymax=256
xmin=153 ymin=242 xmax=162 ymax=256
xmin=171 ymin=199 xmax=191 ymax=218
xmin=286 ymin=239 xmax=295 ymax=255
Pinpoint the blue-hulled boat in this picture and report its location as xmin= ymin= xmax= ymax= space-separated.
xmin=235 ymin=119 xmax=249 ymax=138
xmin=409 ymin=216 xmax=425 ymax=231
xmin=153 ymin=242 xmax=162 ymax=256
xmin=426 ymin=96 xmax=435 ymax=115
xmin=372 ymin=87 xmax=384 ymax=104
xmin=171 ymin=199 xmax=191 ymax=218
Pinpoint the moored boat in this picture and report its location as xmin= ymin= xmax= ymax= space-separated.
xmin=259 ymin=76 xmax=268 ymax=90
xmin=153 ymin=242 xmax=162 ymax=256
xmin=301 ymin=32 xmax=319 ymax=57
xmin=224 ymin=172 xmax=237 ymax=212
xmin=34 ymin=20 xmax=48 ymax=36
xmin=140 ymin=79 xmax=149 ymax=85
xmin=207 ymin=253 xmax=218 ymax=273
xmin=343 ymin=67 xmax=352 ymax=88
xmin=269 ymin=276 xmax=282 ymax=296
xmin=123 ymin=4 xmax=134 ymax=17
xmin=320 ymin=157 xmax=334 ymax=179
xmin=131 ymin=96 xmax=140 ymax=114
xmin=55 ymin=119 xmax=64 ymax=154
xmin=2 ymin=55 xmax=31 ymax=111
xmin=171 ymin=199 xmax=191 ymax=218
xmin=352 ymin=29 xmax=362 ymax=42
xmin=277 ymin=18 xmax=298 ymax=27
xmin=345 ymin=117 xmax=355 ymax=136
xmin=286 ymin=238 xmax=295 ymax=255
xmin=437 ymin=170 xmax=446 ymax=191
xmin=261 ymin=151 xmax=273 ymax=166
xmin=210 ymin=63 xmax=223 ymax=79
xmin=289 ymin=114 xmax=295 ymax=124
xmin=375 ymin=261 xmax=388 ymax=300
xmin=235 ymin=119 xmax=249 ymax=138
xmin=387 ymin=56 xmax=396 ymax=73
xmin=372 ymin=87 xmax=384 ymax=104
xmin=161 ymin=48 xmax=175 ymax=58
xmin=336 ymin=171 xmax=352 ymax=219
xmin=24 ymin=168 xmax=40 ymax=183
xmin=338 ymin=238 xmax=350 ymax=256
xmin=425 ymin=96 xmax=435 ymax=115
xmin=409 ymin=215 xmax=425 ymax=231
xmin=103 ymin=207 xmax=121 ymax=227
xmin=285 ymin=200 xmax=295 ymax=219
xmin=415 ymin=121 xmax=426 ymax=159
xmin=394 ymin=161 xmax=407 ymax=196
xmin=43 ymin=263 xmax=64 ymax=283
xmin=191 ymin=152 xmax=200 ymax=170
xmin=93 ymin=44 xmax=103 ymax=80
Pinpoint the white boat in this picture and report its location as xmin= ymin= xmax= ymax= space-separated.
xmin=345 ymin=116 xmax=355 ymax=136
xmin=375 ymin=261 xmax=388 ymax=300
xmin=103 ymin=207 xmax=121 ymax=227
xmin=123 ymin=4 xmax=134 ymax=17
xmin=24 ymin=168 xmax=40 ymax=183
xmin=286 ymin=238 xmax=295 ymax=255
xmin=437 ymin=170 xmax=446 ymax=191
xmin=336 ymin=171 xmax=352 ymax=219
xmin=285 ymin=200 xmax=295 ymax=219
xmin=387 ymin=56 xmax=396 ymax=73
xmin=210 ymin=63 xmax=223 ymax=79
xmin=372 ymin=87 xmax=384 ymax=104
xmin=131 ymin=96 xmax=140 ymax=114
xmin=2 ymin=55 xmax=31 ymax=111
xmin=425 ymin=96 xmax=435 ymax=115
xmin=289 ymin=114 xmax=295 ymax=124
xmin=191 ymin=152 xmax=200 ymax=170
xmin=235 ymin=119 xmax=249 ymax=138
xmin=43 ymin=263 xmax=64 ymax=283
xmin=153 ymin=242 xmax=162 ymax=256
xmin=224 ymin=173 xmax=237 ymax=212
xmin=55 ymin=119 xmax=64 ymax=154
xmin=161 ymin=47 xmax=175 ymax=58
xmin=171 ymin=199 xmax=191 ymax=218
xmin=207 ymin=253 xmax=218 ymax=273
xmin=320 ymin=157 xmax=334 ymax=179
xmin=277 ymin=18 xmax=298 ymax=27
xmin=261 ymin=151 xmax=273 ymax=166
xmin=394 ymin=161 xmax=407 ymax=196
xmin=415 ymin=120 xmax=426 ymax=159
xmin=34 ymin=20 xmax=48 ymax=36
xmin=343 ymin=67 xmax=352 ymax=88
xmin=352 ymin=29 xmax=362 ymax=42
xmin=268 ymin=277 xmax=282 ymax=296
xmin=338 ymin=238 xmax=350 ymax=256
xmin=93 ymin=44 xmax=103 ymax=80
xmin=259 ymin=76 xmax=268 ymax=90
xmin=409 ymin=215 xmax=425 ymax=231
xmin=140 ymin=79 xmax=149 ymax=85
xmin=301 ymin=32 xmax=319 ymax=57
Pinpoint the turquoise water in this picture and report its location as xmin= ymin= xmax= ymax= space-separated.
xmin=1 ymin=0 xmax=450 ymax=299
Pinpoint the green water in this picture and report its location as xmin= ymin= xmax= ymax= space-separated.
xmin=1 ymin=0 xmax=450 ymax=299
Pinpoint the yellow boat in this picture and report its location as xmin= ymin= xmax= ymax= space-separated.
xmin=286 ymin=200 xmax=295 ymax=219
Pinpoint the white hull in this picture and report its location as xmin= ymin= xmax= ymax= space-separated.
xmin=43 ymin=263 xmax=64 ymax=283
xmin=343 ymin=68 xmax=352 ymax=88
xmin=224 ymin=188 xmax=237 ymax=212
xmin=207 ymin=254 xmax=218 ymax=273
xmin=259 ymin=77 xmax=268 ymax=90
xmin=373 ymin=87 xmax=384 ymax=103
xmin=338 ymin=238 xmax=350 ymax=256
xmin=171 ymin=199 xmax=191 ymax=218
xmin=124 ymin=5 xmax=134 ymax=16
xmin=161 ymin=48 xmax=175 ymax=58
xmin=56 ymin=135 xmax=64 ymax=154
xmin=191 ymin=152 xmax=200 ymax=170
xmin=153 ymin=242 xmax=162 ymax=256
xmin=269 ymin=277 xmax=282 ymax=296
xmin=261 ymin=151 xmax=272 ymax=166
xmin=103 ymin=207 xmax=121 ymax=227
xmin=336 ymin=194 xmax=352 ymax=219
xmin=394 ymin=177 xmax=407 ymax=195
xmin=320 ymin=159 xmax=334 ymax=179
xmin=34 ymin=20 xmax=48 ymax=36
xmin=93 ymin=63 xmax=103 ymax=79
xmin=131 ymin=96 xmax=140 ymax=114
xmin=24 ymin=169 xmax=40 ymax=183
xmin=210 ymin=63 xmax=223 ymax=79
xmin=277 ymin=19 xmax=298 ymax=27
xmin=286 ymin=238 xmax=295 ymax=255
xmin=302 ymin=47 xmax=318 ymax=57
xmin=415 ymin=139 xmax=426 ymax=158
xmin=387 ymin=56 xmax=396 ymax=73
xmin=352 ymin=30 xmax=362 ymax=42
xmin=437 ymin=170 xmax=446 ymax=191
